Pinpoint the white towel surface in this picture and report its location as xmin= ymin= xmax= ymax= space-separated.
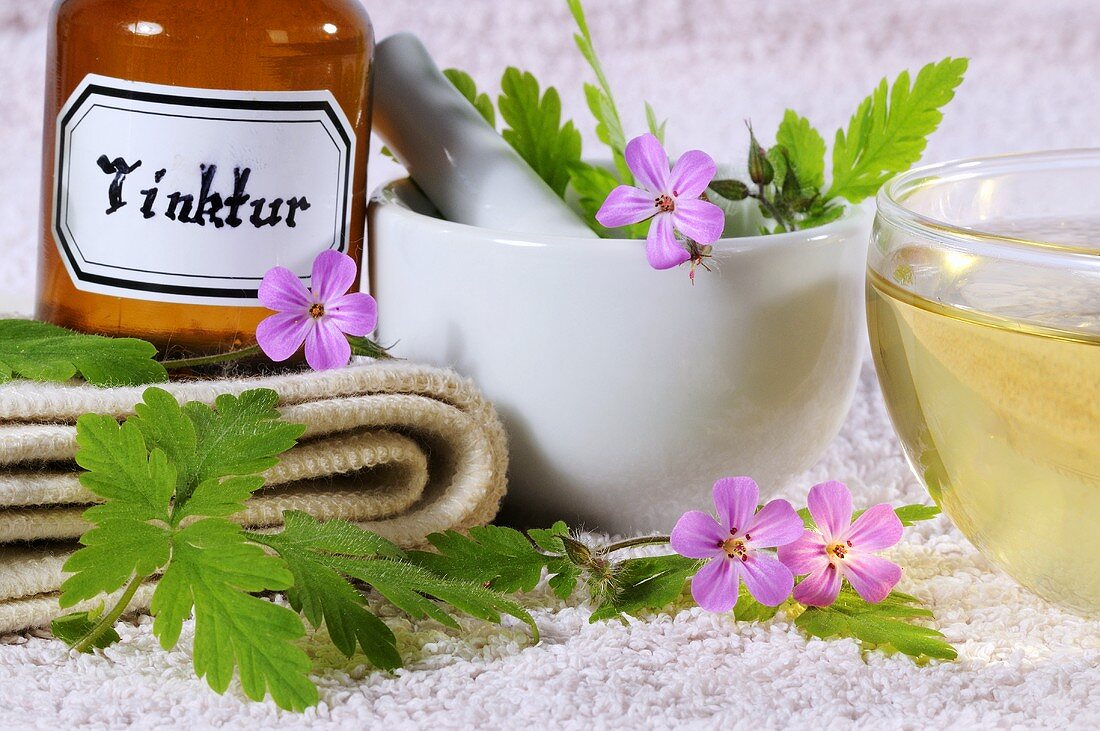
xmin=0 ymin=361 xmax=1096 ymax=729
xmin=1 ymin=1 xmax=1098 ymax=727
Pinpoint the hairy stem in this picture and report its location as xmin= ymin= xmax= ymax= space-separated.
xmin=750 ymin=190 xmax=792 ymax=230
xmin=160 ymin=345 xmax=262 ymax=370
xmin=602 ymin=535 xmax=672 ymax=553
xmin=73 ymin=574 xmax=144 ymax=653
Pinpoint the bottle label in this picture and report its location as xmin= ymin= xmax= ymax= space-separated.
xmin=51 ymin=74 xmax=356 ymax=305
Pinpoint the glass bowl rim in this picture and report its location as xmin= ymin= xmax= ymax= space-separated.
xmin=877 ymin=148 xmax=1100 ymax=260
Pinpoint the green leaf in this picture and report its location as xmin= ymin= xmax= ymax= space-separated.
xmin=733 ymin=585 xmax=781 ymax=623
xmin=589 ymin=554 xmax=699 ymax=622
xmin=347 ymin=336 xmax=392 ymax=360
xmin=60 ymin=519 xmax=170 ymax=607
xmin=52 ymin=609 xmax=121 ymax=651
xmin=332 ymin=555 xmax=539 ymax=642
xmin=795 ymin=588 xmax=956 ymax=663
xmin=74 ymin=414 xmax=175 ymax=524
xmin=798 ymin=503 xmax=941 ymax=530
xmin=131 ymin=388 xmax=304 ymax=511
xmin=709 ymin=179 xmax=750 ymax=201
xmin=410 ymin=524 xmax=570 ymax=596
xmin=246 ymin=511 xmax=403 ymax=669
xmin=891 ymin=504 xmax=942 ymax=525
xmin=568 ymin=161 xmax=649 ymax=239
xmin=499 ymin=67 xmax=584 ymax=197
xmin=0 ymin=319 xmax=167 ymax=387
xmin=443 ymin=68 xmax=496 ymax=127
xmin=151 ymin=519 xmax=316 ymax=711
xmin=775 ymin=110 xmax=826 ymax=190
xmin=567 ymin=0 xmax=631 ymax=184
xmin=828 ymin=58 xmax=968 ymax=203
xmin=645 ymin=101 xmax=667 ymax=144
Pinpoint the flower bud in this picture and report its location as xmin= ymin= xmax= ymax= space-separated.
xmin=561 ymin=536 xmax=594 ymax=567
xmin=747 ymin=128 xmax=773 ymax=187
xmin=709 ymin=179 xmax=749 ymax=201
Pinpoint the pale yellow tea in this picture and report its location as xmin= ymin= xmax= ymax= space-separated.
xmin=868 ymin=270 xmax=1100 ymax=613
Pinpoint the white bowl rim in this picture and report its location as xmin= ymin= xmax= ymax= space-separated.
xmin=370 ymin=177 xmax=871 ymax=253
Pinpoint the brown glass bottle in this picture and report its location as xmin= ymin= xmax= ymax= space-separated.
xmin=36 ymin=0 xmax=373 ymax=355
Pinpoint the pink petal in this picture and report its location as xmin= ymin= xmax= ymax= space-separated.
xmin=668 ymin=150 xmax=718 ymax=199
xmin=303 ymin=320 xmax=352 ymax=371
xmin=793 ymin=564 xmax=843 ymax=607
xmin=311 ymin=249 xmax=358 ymax=303
xmin=624 ymin=133 xmax=670 ymax=193
xmin=744 ymin=499 xmax=803 ymax=548
xmin=326 ymin=292 xmax=378 ymax=337
xmin=842 ymin=553 xmax=902 ymax=604
xmin=258 ymin=267 xmax=311 ymax=312
xmin=806 ymin=480 xmax=853 ymax=542
xmin=645 ymin=214 xmax=690 ymax=270
xmin=844 ymin=505 xmax=906 ymax=549
xmin=595 ymin=185 xmax=657 ymax=229
xmin=777 ymin=531 xmax=830 ymax=576
xmin=847 ymin=504 xmax=904 ymax=551
xmin=672 ymin=198 xmax=726 ymax=244
xmin=690 ymin=556 xmax=740 ymax=613
xmin=670 ymin=511 xmax=726 ymax=559
xmin=713 ymin=477 xmax=758 ymax=536
xmin=255 ymin=311 xmax=311 ymax=362
xmin=739 ymin=553 xmax=795 ymax=607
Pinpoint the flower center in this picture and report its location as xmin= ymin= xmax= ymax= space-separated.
xmin=720 ymin=532 xmax=752 ymax=562
xmin=655 ymin=194 xmax=675 ymax=213
xmin=308 ymin=302 xmax=325 ymax=319
xmin=827 ymin=540 xmax=854 ymax=561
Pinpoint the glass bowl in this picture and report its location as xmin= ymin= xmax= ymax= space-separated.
xmin=869 ymin=150 xmax=1100 ymax=615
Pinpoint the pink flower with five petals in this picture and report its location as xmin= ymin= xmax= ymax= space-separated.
xmin=255 ymin=250 xmax=378 ymax=371
xmin=778 ymin=481 xmax=904 ymax=606
xmin=671 ymin=477 xmax=804 ymax=612
xmin=595 ymin=133 xmax=725 ymax=270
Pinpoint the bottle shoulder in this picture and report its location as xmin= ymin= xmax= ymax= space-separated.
xmin=53 ymin=0 xmax=373 ymax=47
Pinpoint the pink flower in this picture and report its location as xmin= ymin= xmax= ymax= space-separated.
xmin=595 ymin=133 xmax=725 ymax=270
xmin=778 ymin=481 xmax=904 ymax=607
xmin=255 ymin=250 xmax=378 ymax=371
xmin=671 ymin=477 xmax=803 ymax=612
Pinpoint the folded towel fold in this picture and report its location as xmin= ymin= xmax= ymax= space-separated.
xmin=0 ymin=360 xmax=508 ymax=634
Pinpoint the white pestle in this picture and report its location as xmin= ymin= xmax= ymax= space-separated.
xmin=372 ymin=33 xmax=597 ymax=238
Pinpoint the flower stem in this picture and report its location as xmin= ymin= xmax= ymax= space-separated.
xmin=602 ymin=535 xmax=672 ymax=553
xmin=159 ymin=345 xmax=262 ymax=370
xmin=73 ymin=574 xmax=144 ymax=653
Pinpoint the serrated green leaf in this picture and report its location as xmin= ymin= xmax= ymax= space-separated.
xmin=59 ymin=519 xmax=170 ymax=607
xmin=247 ymin=512 xmax=402 ymax=669
xmin=776 ymin=110 xmax=826 ymax=190
xmin=151 ymin=519 xmax=315 ymax=711
xmin=645 ymin=101 xmax=667 ymax=144
xmin=347 ymin=336 xmax=392 ymax=360
xmin=799 ymin=503 xmax=941 ymax=530
xmin=568 ymin=0 xmax=631 ymax=184
xmin=733 ymin=585 xmax=781 ymax=623
xmin=175 ymin=475 xmax=265 ymax=521
xmin=568 ymin=161 xmax=649 ymax=239
xmin=0 ymin=319 xmax=167 ymax=387
xmin=443 ymin=68 xmax=496 ymax=127
xmin=590 ymin=554 xmax=699 ymax=622
xmin=410 ymin=525 xmax=556 ymax=595
xmin=333 ymin=556 xmax=539 ymax=642
xmin=74 ymin=414 xmax=174 ymax=524
xmin=828 ymin=58 xmax=968 ymax=203
xmin=130 ymin=388 xmax=304 ymax=512
xmin=52 ymin=610 xmax=121 ymax=651
xmin=527 ymin=520 xmax=571 ymax=554
xmin=499 ymin=67 xmax=584 ymax=197
xmin=795 ymin=588 xmax=956 ymax=662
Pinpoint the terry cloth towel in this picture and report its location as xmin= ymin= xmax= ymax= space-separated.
xmin=0 ymin=361 xmax=508 ymax=634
